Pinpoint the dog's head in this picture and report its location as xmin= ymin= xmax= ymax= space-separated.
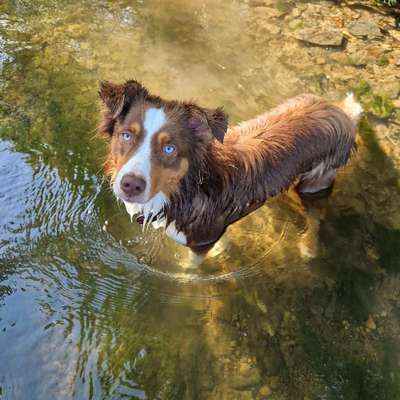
xmin=98 ymin=80 xmax=228 ymax=206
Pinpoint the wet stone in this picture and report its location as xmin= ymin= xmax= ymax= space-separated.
xmin=253 ymin=6 xmax=287 ymax=19
xmin=366 ymin=315 xmax=377 ymax=330
xmin=390 ymin=30 xmax=400 ymax=42
xmin=268 ymin=376 xmax=280 ymax=389
xmin=259 ymin=384 xmax=272 ymax=397
xmin=348 ymin=20 xmax=383 ymax=39
xmin=233 ymin=390 xmax=253 ymax=400
xmin=262 ymin=321 xmax=275 ymax=337
xmin=249 ymin=0 xmax=277 ymax=6
xmin=288 ymin=19 xmax=302 ymax=30
xmin=292 ymin=8 xmax=301 ymax=18
xmin=231 ymin=360 xmax=262 ymax=390
xmin=260 ymin=22 xmax=282 ymax=35
xmin=346 ymin=50 xmax=375 ymax=67
xmin=329 ymin=52 xmax=350 ymax=65
xmin=377 ymin=79 xmax=400 ymax=100
xmin=295 ymin=27 xmax=344 ymax=47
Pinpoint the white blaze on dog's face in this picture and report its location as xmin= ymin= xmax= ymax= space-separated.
xmin=110 ymin=106 xmax=190 ymax=206
xmin=98 ymin=80 xmax=228 ymax=214
xmin=114 ymin=107 xmax=163 ymax=201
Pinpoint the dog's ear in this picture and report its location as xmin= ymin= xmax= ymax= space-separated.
xmin=99 ymin=80 xmax=147 ymax=119
xmin=98 ymin=80 xmax=148 ymax=137
xmin=187 ymin=105 xmax=228 ymax=144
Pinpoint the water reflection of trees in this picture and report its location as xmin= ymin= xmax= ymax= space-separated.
xmin=0 ymin=0 xmax=110 ymax=181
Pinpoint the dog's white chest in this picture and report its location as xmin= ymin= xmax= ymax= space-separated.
xmin=123 ymin=199 xmax=187 ymax=245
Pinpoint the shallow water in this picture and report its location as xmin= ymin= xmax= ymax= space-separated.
xmin=1 ymin=0 xmax=400 ymax=399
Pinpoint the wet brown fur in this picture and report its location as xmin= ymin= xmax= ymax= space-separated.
xmin=98 ymin=80 xmax=359 ymax=251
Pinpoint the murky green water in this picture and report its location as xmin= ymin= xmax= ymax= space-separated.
xmin=1 ymin=0 xmax=400 ymax=399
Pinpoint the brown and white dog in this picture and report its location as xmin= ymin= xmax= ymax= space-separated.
xmin=98 ymin=80 xmax=362 ymax=253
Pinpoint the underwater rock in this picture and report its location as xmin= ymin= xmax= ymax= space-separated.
xmin=348 ymin=20 xmax=383 ymax=39
xmin=252 ymin=5 xmax=287 ymax=19
xmin=288 ymin=19 xmax=303 ymax=30
xmin=389 ymin=30 xmax=400 ymax=42
xmin=366 ymin=315 xmax=377 ymax=330
xmin=249 ymin=0 xmax=277 ymax=6
xmin=329 ymin=52 xmax=351 ymax=65
xmin=259 ymin=384 xmax=272 ymax=397
xmin=263 ymin=23 xmax=281 ymax=35
xmin=269 ymin=375 xmax=280 ymax=389
xmin=234 ymin=390 xmax=253 ymax=400
xmin=295 ymin=27 xmax=344 ymax=47
xmin=370 ymin=95 xmax=395 ymax=119
xmin=231 ymin=359 xmax=262 ymax=390
xmin=377 ymin=79 xmax=400 ymax=100
xmin=346 ymin=49 xmax=374 ymax=67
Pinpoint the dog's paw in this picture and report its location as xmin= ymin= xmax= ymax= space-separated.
xmin=179 ymin=251 xmax=205 ymax=270
xmin=298 ymin=240 xmax=318 ymax=259
xmin=208 ymin=235 xmax=230 ymax=258
xmin=297 ymin=213 xmax=322 ymax=259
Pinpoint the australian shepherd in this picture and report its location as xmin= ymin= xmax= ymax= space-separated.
xmin=98 ymin=80 xmax=362 ymax=253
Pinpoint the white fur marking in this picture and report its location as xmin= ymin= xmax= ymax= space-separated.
xmin=299 ymin=162 xmax=337 ymax=193
xmin=303 ymin=161 xmax=327 ymax=180
xmin=165 ymin=221 xmax=187 ymax=245
xmin=124 ymin=191 xmax=168 ymax=230
xmin=114 ymin=108 xmax=166 ymax=201
xmin=124 ymin=196 xmax=186 ymax=245
xmin=343 ymin=92 xmax=363 ymax=121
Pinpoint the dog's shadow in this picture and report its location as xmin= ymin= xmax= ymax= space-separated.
xmin=195 ymin=116 xmax=400 ymax=399
xmin=317 ymin=115 xmax=400 ymax=272
xmin=203 ymin=114 xmax=400 ymax=274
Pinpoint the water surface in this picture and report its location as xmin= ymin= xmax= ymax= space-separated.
xmin=1 ymin=1 xmax=400 ymax=399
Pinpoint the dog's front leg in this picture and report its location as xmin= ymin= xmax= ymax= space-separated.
xmin=179 ymin=235 xmax=230 ymax=269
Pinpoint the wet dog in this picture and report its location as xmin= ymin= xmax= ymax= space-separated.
xmin=98 ymin=80 xmax=362 ymax=253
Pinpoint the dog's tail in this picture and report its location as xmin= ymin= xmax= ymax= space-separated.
xmin=338 ymin=92 xmax=363 ymax=124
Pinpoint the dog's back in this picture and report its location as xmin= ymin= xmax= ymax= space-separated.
xmin=298 ymin=93 xmax=362 ymax=193
xmin=224 ymin=93 xmax=362 ymax=195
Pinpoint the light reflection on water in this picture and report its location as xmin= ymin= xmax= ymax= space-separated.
xmin=1 ymin=0 xmax=400 ymax=399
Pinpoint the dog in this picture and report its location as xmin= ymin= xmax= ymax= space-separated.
xmin=98 ymin=80 xmax=362 ymax=254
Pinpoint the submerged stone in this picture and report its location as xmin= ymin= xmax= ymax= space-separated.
xmin=231 ymin=360 xmax=262 ymax=390
xmin=259 ymin=384 xmax=272 ymax=397
xmin=295 ymin=28 xmax=344 ymax=47
xmin=348 ymin=20 xmax=383 ymax=39
xmin=366 ymin=315 xmax=377 ymax=330
xmin=370 ymin=94 xmax=395 ymax=119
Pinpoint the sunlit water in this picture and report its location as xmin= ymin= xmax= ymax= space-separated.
xmin=1 ymin=1 xmax=400 ymax=399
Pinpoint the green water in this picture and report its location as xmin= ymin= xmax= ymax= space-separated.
xmin=1 ymin=0 xmax=400 ymax=399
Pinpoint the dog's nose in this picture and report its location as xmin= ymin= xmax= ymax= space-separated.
xmin=120 ymin=174 xmax=146 ymax=197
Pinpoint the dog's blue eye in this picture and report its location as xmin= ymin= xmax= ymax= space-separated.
xmin=122 ymin=132 xmax=131 ymax=141
xmin=163 ymin=144 xmax=176 ymax=155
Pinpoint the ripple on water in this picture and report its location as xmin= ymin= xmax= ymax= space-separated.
xmin=0 ymin=140 xmax=99 ymax=255
xmin=0 ymin=138 xmax=299 ymax=309
xmin=136 ymin=223 xmax=289 ymax=284
xmin=99 ymin=199 xmax=294 ymax=304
